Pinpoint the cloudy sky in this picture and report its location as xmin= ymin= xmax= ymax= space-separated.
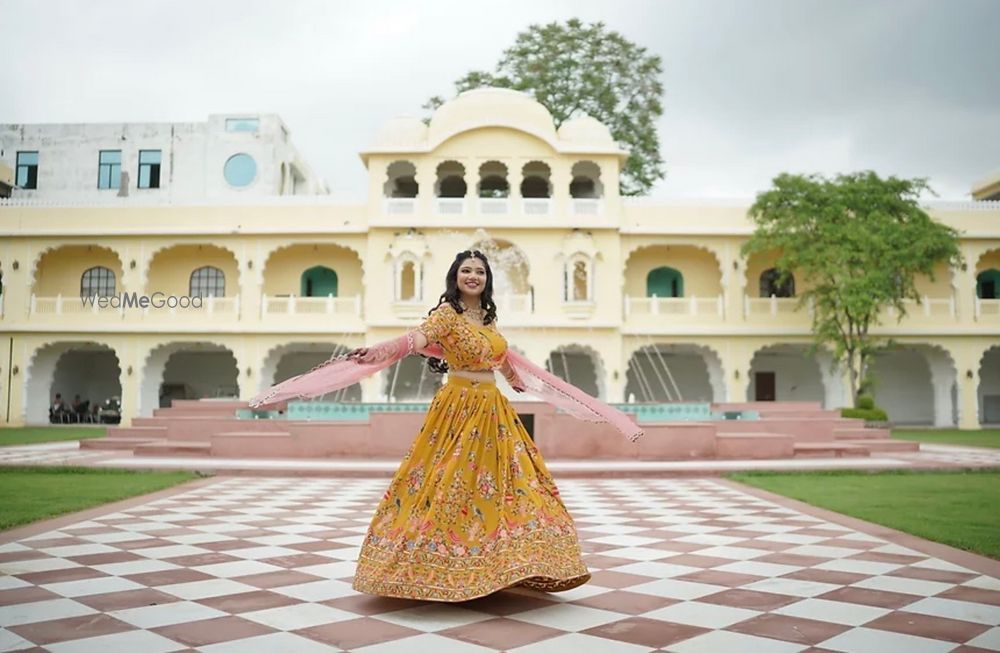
xmin=2 ymin=0 xmax=997 ymax=200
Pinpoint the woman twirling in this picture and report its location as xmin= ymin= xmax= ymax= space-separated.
xmin=250 ymin=250 xmax=642 ymax=602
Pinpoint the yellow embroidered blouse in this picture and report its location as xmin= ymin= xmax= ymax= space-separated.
xmin=415 ymin=303 xmax=508 ymax=372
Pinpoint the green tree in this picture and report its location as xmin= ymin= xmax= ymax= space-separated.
xmin=424 ymin=19 xmax=664 ymax=196
xmin=742 ymin=171 xmax=963 ymax=406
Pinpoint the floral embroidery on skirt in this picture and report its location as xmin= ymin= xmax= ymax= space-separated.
xmin=352 ymin=375 xmax=591 ymax=601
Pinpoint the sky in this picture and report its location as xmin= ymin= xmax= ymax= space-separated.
xmin=2 ymin=0 xmax=997 ymax=200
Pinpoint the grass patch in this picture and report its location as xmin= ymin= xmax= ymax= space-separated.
xmin=0 ymin=466 xmax=199 ymax=531
xmin=728 ymin=469 xmax=1000 ymax=559
xmin=892 ymin=428 xmax=1000 ymax=450
xmin=0 ymin=426 xmax=108 ymax=447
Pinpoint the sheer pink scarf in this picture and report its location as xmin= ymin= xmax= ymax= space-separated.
xmin=249 ymin=337 xmax=643 ymax=442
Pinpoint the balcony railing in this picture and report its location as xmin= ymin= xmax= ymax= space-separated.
xmin=29 ymin=294 xmax=240 ymax=318
xmin=383 ymin=198 xmax=417 ymax=215
xmin=744 ymin=296 xmax=810 ymax=317
xmin=883 ymin=296 xmax=956 ymax=320
xmin=261 ymin=294 xmax=362 ymax=317
xmin=478 ymin=198 xmax=510 ymax=215
xmin=434 ymin=198 xmax=466 ymax=215
xmin=975 ymin=297 xmax=1000 ymax=320
xmin=571 ymin=198 xmax=603 ymax=216
xmin=521 ymin=198 xmax=552 ymax=216
xmin=624 ymin=295 xmax=724 ymax=317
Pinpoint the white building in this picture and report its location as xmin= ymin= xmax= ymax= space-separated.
xmin=0 ymin=114 xmax=327 ymax=201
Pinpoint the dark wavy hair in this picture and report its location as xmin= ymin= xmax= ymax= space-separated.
xmin=426 ymin=250 xmax=497 ymax=374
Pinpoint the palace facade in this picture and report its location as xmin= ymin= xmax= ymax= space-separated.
xmin=1 ymin=89 xmax=998 ymax=428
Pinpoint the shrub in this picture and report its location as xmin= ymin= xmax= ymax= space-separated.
xmin=856 ymin=395 xmax=875 ymax=410
xmin=841 ymin=407 xmax=889 ymax=422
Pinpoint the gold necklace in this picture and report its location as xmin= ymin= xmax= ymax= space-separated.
xmin=459 ymin=301 xmax=484 ymax=323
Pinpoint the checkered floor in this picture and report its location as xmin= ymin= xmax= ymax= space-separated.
xmin=1 ymin=478 xmax=998 ymax=652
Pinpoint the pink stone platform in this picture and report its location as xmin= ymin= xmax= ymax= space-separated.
xmin=80 ymin=399 xmax=919 ymax=462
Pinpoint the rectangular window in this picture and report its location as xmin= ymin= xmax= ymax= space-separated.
xmin=225 ymin=118 xmax=259 ymax=132
xmin=16 ymin=151 xmax=38 ymax=189
xmin=138 ymin=149 xmax=161 ymax=189
xmin=98 ymin=150 xmax=122 ymax=189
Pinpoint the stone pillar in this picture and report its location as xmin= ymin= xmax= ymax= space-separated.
xmin=416 ymin=160 xmax=435 ymax=218
xmin=117 ymin=339 xmax=145 ymax=425
xmin=953 ymin=345 xmax=983 ymax=429
xmin=927 ymin=350 xmax=958 ymax=427
xmin=723 ymin=244 xmax=748 ymax=324
xmin=955 ymin=249 xmax=980 ymax=324
xmin=237 ymin=245 xmax=264 ymax=324
xmin=722 ymin=344 xmax=756 ymax=403
xmin=551 ymin=163 xmax=571 ymax=219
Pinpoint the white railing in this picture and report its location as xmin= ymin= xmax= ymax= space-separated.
xmin=383 ymin=198 xmax=417 ymax=215
xmin=744 ymin=295 xmax=810 ymax=317
xmin=624 ymin=295 xmax=724 ymax=317
xmin=975 ymin=297 xmax=1000 ymax=319
xmin=29 ymin=294 xmax=240 ymax=317
xmin=884 ymin=296 xmax=956 ymax=320
xmin=571 ymin=198 xmax=603 ymax=216
xmin=261 ymin=294 xmax=362 ymax=317
xmin=478 ymin=198 xmax=510 ymax=215
xmin=521 ymin=198 xmax=552 ymax=216
xmin=434 ymin=198 xmax=465 ymax=215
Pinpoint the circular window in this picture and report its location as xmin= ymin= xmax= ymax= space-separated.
xmin=223 ymin=153 xmax=257 ymax=187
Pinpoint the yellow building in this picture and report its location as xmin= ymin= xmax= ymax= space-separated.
xmin=1 ymin=89 xmax=998 ymax=428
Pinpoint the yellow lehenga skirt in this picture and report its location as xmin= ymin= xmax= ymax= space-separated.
xmin=352 ymin=375 xmax=591 ymax=601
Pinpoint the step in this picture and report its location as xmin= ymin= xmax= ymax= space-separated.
xmin=211 ymin=432 xmax=295 ymax=458
xmin=154 ymin=407 xmax=239 ymax=418
xmin=170 ymin=399 xmax=249 ymax=410
xmin=133 ymin=441 xmax=212 ymax=457
xmin=80 ymin=436 xmax=165 ymax=450
xmin=715 ymin=433 xmax=793 ymax=459
xmin=834 ymin=427 xmax=891 ymax=440
xmin=838 ymin=439 xmax=920 ymax=453
xmin=107 ymin=426 xmax=168 ymax=438
xmin=756 ymin=409 xmax=840 ymax=419
xmin=793 ymin=442 xmax=871 ymax=458
xmin=714 ymin=401 xmax=823 ymax=411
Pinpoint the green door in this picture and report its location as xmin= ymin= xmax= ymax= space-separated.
xmin=977 ymin=269 xmax=1000 ymax=299
xmin=301 ymin=266 xmax=338 ymax=297
xmin=646 ymin=266 xmax=683 ymax=297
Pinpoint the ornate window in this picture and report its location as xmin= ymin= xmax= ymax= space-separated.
xmin=190 ymin=266 xmax=225 ymax=297
xmin=81 ymin=266 xmax=116 ymax=298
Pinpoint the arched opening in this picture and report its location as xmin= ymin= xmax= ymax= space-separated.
xmin=383 ymin=357 xmax=442 ymax=402
xmin=435 ymin=161 xmax=467 ymax=198
xmin=383 ymin=160 xmax=418 ymax=198
xmin=80 ymin=266 xmax=116 ymax=298
xmin=190 ymin=266 xmax=225 ymax=297
xmin=979 ymin=346 xmax=1000 ymax=424
xmin=262 ymin=342 xmax=361 ymax=402
xmin=141 ymin=342 xmax=239 ymax=414
xmin=569 ymin=161 xmax=603 ymax=198
xmin=625 ymin=344 xmax=723 ymax=403
xmin=26 ymin=342 xmax=122 ymax=424
xmin=300 ymin=266 xmax=338 ymax=297
xmin=869 ymin=347 xmax=936 ymax=425
xmin=545 ymin=346 xmax=603 ymax=399
xmin=646 ymin=266 xmax=684 ymax=298
xmin=747 ymin=344 xmax=825 ymax=403
xmin=469 ymin=237 xmax=531 ymax=296
xmin=759 ymin=268 xmax=795 ymax=298
xmin=566 ymin=259 xmax=590 ymax=302
xmin=399 ymin=260 xmax=417 ymax=301
xmin=477 ymin=161 xmax=509 ymax=198
xmin=520 ymin=161 xmax=551 ymax=198
xmin=977 ymin=269 xmax=1000 ymax=299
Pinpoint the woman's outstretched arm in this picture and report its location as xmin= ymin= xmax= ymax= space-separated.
xmin=346 ymin=330 xmax=429 ymax=364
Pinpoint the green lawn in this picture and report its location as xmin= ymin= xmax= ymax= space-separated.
xmin=0 ymin=426 xmax=108 ymax=447
xmin=893 ymin=428 xmax=1000 ymax=450
xmin=729 ymin=470 xmax=1000 ymax=560
xmin=0 ymin=467 xmax=199 ymax=531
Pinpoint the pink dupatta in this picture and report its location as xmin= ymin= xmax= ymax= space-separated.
xmin=250 ymin=339 xmax=643 ymax=443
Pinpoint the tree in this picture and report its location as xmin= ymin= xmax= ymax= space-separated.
xmin=742 ymin=171 xmax=963 ymax=406
xmin=424 ymin=19 xmax=664 ymax=196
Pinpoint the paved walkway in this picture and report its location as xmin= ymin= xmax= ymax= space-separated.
xmin=4 ymin=441 xmax=1000 ymax=475
xmin=1 ymin=477 xmax=998 ymax=652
